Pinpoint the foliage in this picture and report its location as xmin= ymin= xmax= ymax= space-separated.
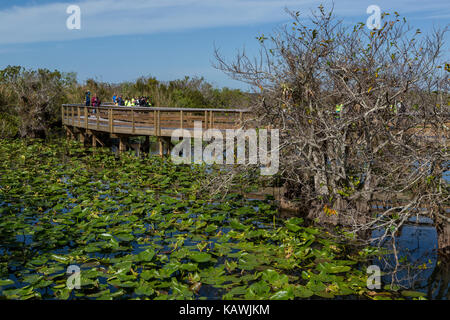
xmin=214 ymin=6 xmax=449 ymax=246
xmin=0 ymin=112 xmax=19 ymax=138
xmin=65 ymin=75 xmax=249 ymax=109
xmin=0 ymin=138 xmax=411 ymax=300
xmin=0 ymin=66 xmax=75 ymax=138
xmin=0 ymin=67 xmax=250 ymax=139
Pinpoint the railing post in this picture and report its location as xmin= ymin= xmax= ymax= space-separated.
xmin=84 ymin=107 xmax=88 ymax=129
xmin=204 ymin=110 xmax=208 ymax=129
xmin=210 ymin=111 xmax=213 ymax=129
xmin=158 ymin=110 xmax=161 ymax=136
xmin=96 ymin=108 xmax=100 ymax=130
xmin=132 ymin=108 xmax=135 ymax=134
xmin=77 ymin=106 xmax=81 ymax=126
xmin=153 ymin=110 xmax=157 ymax=136
xmin=180 ymin=110 xmax=183 ymax=129
xmin=109 ymin=108 xmax=113 ymax=133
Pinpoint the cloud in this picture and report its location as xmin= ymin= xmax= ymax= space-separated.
xmin=0 ymin=0 xmax=448 ymax=45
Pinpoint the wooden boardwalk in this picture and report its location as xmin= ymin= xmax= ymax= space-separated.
xmin=62 ymin=104 xmax=250 ymax=154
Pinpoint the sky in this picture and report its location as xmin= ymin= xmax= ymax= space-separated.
xmin=0 ymin=0 xmax=448 ymax=89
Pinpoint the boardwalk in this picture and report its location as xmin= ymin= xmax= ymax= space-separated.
xmin=62 ymin=104 xmax=250 ymax=154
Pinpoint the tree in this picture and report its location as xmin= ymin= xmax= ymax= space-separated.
xmin=0 ymin=66 xmax=72 ymax=138
xmin=214 ymin=7 xmax=449 ymax=252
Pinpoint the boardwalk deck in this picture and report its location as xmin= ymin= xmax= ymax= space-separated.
xmin=62 ymin=104 xmax=251 ymax=154
xmin=62 ymin=104 xmax=250 ymax=137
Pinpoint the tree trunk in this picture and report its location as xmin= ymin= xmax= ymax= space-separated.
xmin=435 ymin=215 xmax=450 ymax=255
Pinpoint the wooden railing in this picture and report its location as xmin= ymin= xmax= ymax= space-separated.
xmin=62 ymin=104 xmax=250 ymax=137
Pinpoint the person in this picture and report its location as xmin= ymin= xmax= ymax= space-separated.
xmin=91 ymin=94 xmax=99 ymax=107
xmin=117 ymin=95 xmax=124 ymax=106
xmin=90 ymin=94 xmax=100 ymax=114
xmin=335 ymin=103 xmax=343 ymax=119
xmin=113 ymin=94 xmax=117 ymax=104
xmin=91 ymin=95 xmax=97 ymax=107
xmin=139 ymin=97 xmax=146 ymax=107
xmin=85 ymin=91 xmax=91 ymax=106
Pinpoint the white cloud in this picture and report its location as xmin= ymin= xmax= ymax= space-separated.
xmin=0 ymin=0 xmax=448 ymax=44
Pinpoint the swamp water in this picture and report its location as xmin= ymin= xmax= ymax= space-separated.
xmin=0 ymin=138 xmax=447 ymax=300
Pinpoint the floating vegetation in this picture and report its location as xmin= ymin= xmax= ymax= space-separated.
xmin=0 ymin=139 xmax=422 ymax=300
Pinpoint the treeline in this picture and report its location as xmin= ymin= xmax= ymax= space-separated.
xmin=0 ymin=65 xmax=250 ymax=138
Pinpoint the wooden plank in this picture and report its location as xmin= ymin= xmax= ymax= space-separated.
xmin=84 ymin=107 xmax=88 ymax=128
xmin=96 ymin=109 xmax=100 ymax=130
xmin=180 ymin=110 xmax=184 ymax=129
xmin=158 ymin=110 xmax=161 ymax=136
xmin=62 ymin=105 xmax=250 ymax=138
xmin=109 ymin=109 xmax=113 ymax=133
xmin=210 ymin=111 xmax=213 ymax=128
xmin=132 ymin=109 xmax=135 ymax=134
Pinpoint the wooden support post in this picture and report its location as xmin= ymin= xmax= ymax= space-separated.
xmin=144 ymin=136 xmax=150 ymax=154
xmin=209 ymin=111 xmax=213 ymax=129
xmin=119 ymin=135 xmax=127 ymax=153
xmin=158 ymin=137 xmax=163 ymax=157
xmin=91 ymin=131 xmax=105 ymax=147
xmin=72 ymin=106 xmax=75 ymax=126
xmin=204 ymin=111 xmax=208 ymax=129
xmin=66 ymin=126 xmax=75 ymax=140
xmin=163 ymin=137 xmax=172 ymax=155
xmin=64 ymin=125 xmax=69 ymax=139
xmin=78 ymin=129 xmax=85 ymax=144
xmin=77 ymin=106 xmax=81 ymax=127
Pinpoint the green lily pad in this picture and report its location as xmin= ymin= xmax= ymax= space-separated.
xmin=188 ymin=251 xmax=212 ymax=263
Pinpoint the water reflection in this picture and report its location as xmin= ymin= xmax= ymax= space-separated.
xmin=371 ymin=224 xmax=446 ymax=298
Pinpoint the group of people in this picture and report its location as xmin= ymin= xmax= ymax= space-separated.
xmin=85 ymin=91 xmax=101 ymax=107
xmin=112 ymin=95 xmax=152 ymax=107
xmin=84 ymin=91 xmax=153 ymax=107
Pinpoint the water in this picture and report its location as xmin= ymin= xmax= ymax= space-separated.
xmin=110 ymin=140 xmax=450 ymax=299
xmin=369 ymin=171 xmax=449 ymax=299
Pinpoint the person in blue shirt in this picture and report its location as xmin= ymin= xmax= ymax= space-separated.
xmin=85 ymin=91 xmax=91 ymax=106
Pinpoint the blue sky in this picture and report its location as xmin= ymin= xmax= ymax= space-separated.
xmin=0 ymin=0 xmax=448 ymax=89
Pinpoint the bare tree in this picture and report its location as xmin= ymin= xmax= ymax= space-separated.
xmin=214 ymin=6 xmax=449 ymax=253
